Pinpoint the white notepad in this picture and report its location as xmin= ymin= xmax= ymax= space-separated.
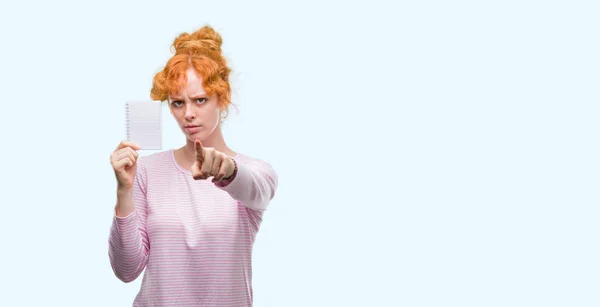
xmin=125 ymin=100 xmax=162 ymax=150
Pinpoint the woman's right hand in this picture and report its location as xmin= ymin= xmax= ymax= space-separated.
xmin=110 ymin=141 xmax=141 ymax=190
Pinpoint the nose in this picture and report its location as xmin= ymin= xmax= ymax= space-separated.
xmin=184 ymin=103 xmax=196 ymax=120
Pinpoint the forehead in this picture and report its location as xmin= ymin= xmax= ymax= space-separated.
xmin=170 ymin=68 xmax=206 ymax=98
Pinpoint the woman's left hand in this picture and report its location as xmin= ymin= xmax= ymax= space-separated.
xmin=192 ymin=140 xmax=235 ymax=182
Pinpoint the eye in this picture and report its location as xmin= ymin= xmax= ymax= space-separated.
xmin=195 ymin=98 xmax=207 ymax=104
xmin=171 ymin=100 xmax=184 ymax=107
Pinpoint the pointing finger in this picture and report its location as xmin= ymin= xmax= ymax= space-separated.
xmin=195 ymin=140 xmax=205 ymax=161
xmin=200 ymin=151 xmax=213 ymax=177
xmin=191 ymin=161 xmax=206 ymax=180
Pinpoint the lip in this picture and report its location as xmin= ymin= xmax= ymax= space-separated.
xmin=184 ymin=125 xmax=201 ymax=133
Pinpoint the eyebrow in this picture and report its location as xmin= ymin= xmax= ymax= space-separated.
xmin=169 ymin=93 xmax=207 ymax=101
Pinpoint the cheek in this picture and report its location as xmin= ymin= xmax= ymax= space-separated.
xmin=202 ymin=105 xmax=221 ymax=122
xmin=170 ymin=108 xmax=184 ymax=122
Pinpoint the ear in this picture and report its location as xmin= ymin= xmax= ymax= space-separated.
xmin=219 ymin=109 xmax=226 ymax=124
xmin=219 ymin=105 xmax=229 ymax=123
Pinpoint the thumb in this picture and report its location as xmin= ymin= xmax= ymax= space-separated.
xmin=195 ymin=140 xmax=204 ymax=161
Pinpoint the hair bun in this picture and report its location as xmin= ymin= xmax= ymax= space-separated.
xmin=172 ymin=25 xmax=223 ymax=55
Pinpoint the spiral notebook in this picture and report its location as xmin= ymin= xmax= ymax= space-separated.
xmin=125 ymin=100 xmax=162 ymax=150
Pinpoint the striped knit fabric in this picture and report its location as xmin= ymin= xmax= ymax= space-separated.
xmin=108 ymin=150 xmax=278 ymax=306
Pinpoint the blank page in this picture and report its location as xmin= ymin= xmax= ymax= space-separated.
xmin=125 ymin=100 xmax=162 ymax=150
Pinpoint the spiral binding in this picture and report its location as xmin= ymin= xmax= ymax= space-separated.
xmin=125 ymin=101 xmax=130 ymax=141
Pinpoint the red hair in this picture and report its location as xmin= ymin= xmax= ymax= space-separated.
xmin=151 ymin=25 xmax=232 ymax=116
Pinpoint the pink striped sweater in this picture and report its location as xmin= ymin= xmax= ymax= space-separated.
xmin=108 ymin=149 xmax=278 ymax=306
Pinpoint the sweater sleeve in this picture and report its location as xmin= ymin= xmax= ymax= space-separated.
xmin=108 ymin=160 xmax=150 ymax=283
xmin=214 ymin=157 xmax=278 ymax=211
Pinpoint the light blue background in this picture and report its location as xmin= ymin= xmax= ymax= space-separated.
xmin=0 ymin=0 xmax=598 ymax=306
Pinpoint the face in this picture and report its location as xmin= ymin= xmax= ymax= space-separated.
xmin=168 ymin=67 xmax=221 ymax=142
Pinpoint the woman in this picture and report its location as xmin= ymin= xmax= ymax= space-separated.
xmin=108 ymin=25 xmax=278 ymax=307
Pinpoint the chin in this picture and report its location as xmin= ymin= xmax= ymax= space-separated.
xmin=186 ymin=133 xmax=206 ymax=142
